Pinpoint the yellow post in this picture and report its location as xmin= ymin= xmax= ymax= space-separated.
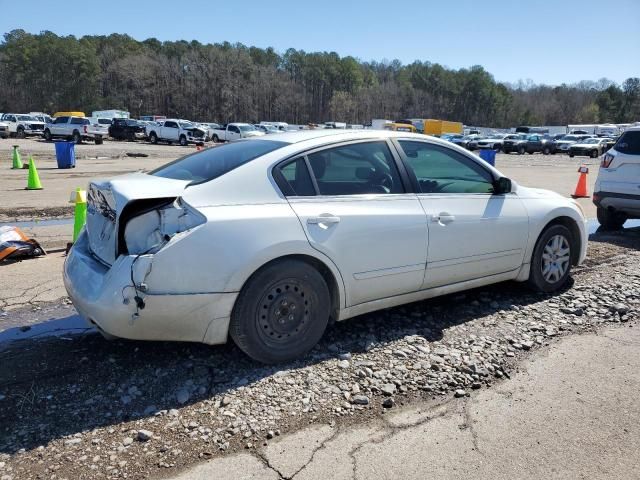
xmin=70 ymin=188 xmax=87 ymax=242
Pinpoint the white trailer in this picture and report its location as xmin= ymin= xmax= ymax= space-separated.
xmin=371 ymin=119 xmax=392 ymax=130
xmin=92 ymin=110 xmax=130 ymax=120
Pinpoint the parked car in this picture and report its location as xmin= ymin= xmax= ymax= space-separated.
xmin=88 ymin=117 xmax=112 ymax=139
xmin=553 ymin=134 xmax=593 ymax=154
xmin=255 ymin=124 xmax=280 ymax=134
xmin=43 ymin=115 xmax=106 ymax=144
xmin=476 ymin=133 xmax=509 ymax=151
xmin=1 ymin=114 xmax=46 ymax=138
xmin=146 ymin=119 xmax=206 ymax=146
xmin=503 ymin=134 xmax=554 ymax=155
xmin=0 ymin=120 xmax=8 ymax=139
xmin=109 ymin=118 xmax=146 ymax=141
xmin=30 ymin=112 xmax=53 ymax=124
xmin=211 ymin=123 xmax=265 ymax=142
xmin=593 ymin=127 xmax=640 ymax=229
xmin=568 ymin=138 xmax=608 ymax=158
xmin=197 ymin=123 xmax=221 ymax=141
xmin=64 ymin=130 xmax=587 ymax=364
xmin=442 ymin=134 xmax=464 ymax=144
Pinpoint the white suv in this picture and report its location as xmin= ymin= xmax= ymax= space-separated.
xmin=593 ymin=126 xmax=640 ymax=229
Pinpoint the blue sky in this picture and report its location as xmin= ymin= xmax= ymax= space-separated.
xmin=1 ymin=0 xmax=638 ymax=85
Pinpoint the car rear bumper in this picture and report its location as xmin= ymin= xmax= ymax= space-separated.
xmin=63 ymin=231 xmax=237 ymax=345
xmin=593 ymin=191 xmax=640 ymax=216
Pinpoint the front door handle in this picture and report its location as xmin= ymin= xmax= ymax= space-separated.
xmin=307 ymin=215 xmax=341 ymax=225
xmin=432 ymin=212 xmax=455 ymax=224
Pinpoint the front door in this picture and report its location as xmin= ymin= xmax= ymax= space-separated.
xmin=276 ymin=140 xmax=429 ymax=306
xmin=395 ymin=140 xmax=529 ymax=288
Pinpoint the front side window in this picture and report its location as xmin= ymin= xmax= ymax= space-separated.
xmin=307 ymin=141 xmax=404 ymax=196
xmin=165 ymin=121 xmax=178 ymax=128
xmin=277 ymin=158 xmax=315 ymax=196
xmin=398 ymin=141 xmax=495 ymax=194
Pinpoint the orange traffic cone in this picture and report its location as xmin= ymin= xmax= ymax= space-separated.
xmin=196 ymin=145 xmax=202 ymax=151
xmin=571 ymin=165 xmax=589 ymax=199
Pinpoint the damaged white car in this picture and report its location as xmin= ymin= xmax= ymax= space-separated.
xmin=64 ymin=130 xmax=588 ymax=363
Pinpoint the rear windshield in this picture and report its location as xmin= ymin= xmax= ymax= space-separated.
xmin=151 ymin=140 xmax=287 ymax=185
xmin=614 ymin=131 xmax=640 ymax=155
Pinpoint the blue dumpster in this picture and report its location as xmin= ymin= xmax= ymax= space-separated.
xmin=479 ymin=149 xmax=496 ymax=166
xmin=54 ymin=141 xmax=76 ymax=169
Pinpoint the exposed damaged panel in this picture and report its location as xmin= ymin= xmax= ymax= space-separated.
xmin=123 ymin=198 xmax=206 ymax=256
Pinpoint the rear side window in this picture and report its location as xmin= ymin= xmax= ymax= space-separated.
xmin=152 ymin=139 xmax=287 ymax=185
xmin=276 ymin=158 xmax=316 ymax=196
xmin=307 ymin=141 xmax=404 ymax=195
xmin=54 ymin=116 xmax=69 ymax=124
xmin=615 ymin=131 xmax=640 ymax=155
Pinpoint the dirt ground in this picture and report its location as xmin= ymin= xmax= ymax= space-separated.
xmin=1 ymin=137 xmax=598 ymax=223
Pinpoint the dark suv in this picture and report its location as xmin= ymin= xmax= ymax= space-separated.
xmin=503 ymin=134 xmax=554 ymax=155
xmin=109 ymin=118 xmax=146 ymax=141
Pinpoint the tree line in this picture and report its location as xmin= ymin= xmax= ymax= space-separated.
xmin=1 ymin=30 xmax=638 ymax=128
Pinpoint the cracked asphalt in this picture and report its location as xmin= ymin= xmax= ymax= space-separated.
xmin=170 ymin=324 xmax=640 ymax=480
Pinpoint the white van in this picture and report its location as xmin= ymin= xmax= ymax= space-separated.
xmin=593 ymin=126 xmax=640 ymax=229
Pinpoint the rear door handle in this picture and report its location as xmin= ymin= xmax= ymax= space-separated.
xmin=432 ymin=212 xmax=455 ymax=224
xmin=307 ymin=215 xmax=341 ymax=225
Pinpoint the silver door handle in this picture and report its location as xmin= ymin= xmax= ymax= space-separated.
xmin=432 ymin=213 xmax=455 ymax=223
xmin=307 ymin=215 xmax=341 ymax=225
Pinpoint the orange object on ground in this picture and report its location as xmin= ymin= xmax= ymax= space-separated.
xmin=571 ymin=165 xmax=589 ymax=199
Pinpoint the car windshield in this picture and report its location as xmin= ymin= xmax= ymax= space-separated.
xmin=152 ymin=139 xmax=288 ymax=185
xmin=17 ymin=115 xmax=36 ymax=121
xmin=238 ymin=125 xmax=257 ymax=132
xmin=562 ymin=135 xmax=579 ymax=141
xmin=505 ymin=135 xmax=520 ymax=140
xmin=97 ymin=118 xmax=111 ymax=125
xmin=582 ymin=138 xmax=598 ymax=144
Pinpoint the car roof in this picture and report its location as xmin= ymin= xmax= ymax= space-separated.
xmin=258 ymin=128 xmax=456 ymax=145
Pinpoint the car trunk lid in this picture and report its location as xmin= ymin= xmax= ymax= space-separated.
xmin=86 ymin=173 xmax=191 ymax=265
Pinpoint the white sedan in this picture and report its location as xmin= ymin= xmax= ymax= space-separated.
xmin=64 ymin=130 xmax=588 ymax=363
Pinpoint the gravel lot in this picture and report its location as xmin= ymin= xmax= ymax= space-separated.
xmin=0 ymin=228 xmax=638 ymax=479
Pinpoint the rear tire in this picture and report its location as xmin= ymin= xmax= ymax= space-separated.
xmin=94 ymin=136 xmax=103 ymax=145
xmin=569 ymin=153 xmax=575 ymax=158
xmin=597 ymin=206 xmax=627 ymax=230
xmin=44 ymin=129 xmax=52 ymax=141
xmin=543 ymin=146 xmax=550 ymax=155
xmin=590 ymin=149 xmax=598 ymax=158
xmin=230 ymin=259 xmax=331 ymax=364
xmin=518 ymin=146 xmax=525 ymax=155
xmin=72 ymin=131 xmax=82 ymax=144
xmin=527 ymin=224 xmax=574 ymax=293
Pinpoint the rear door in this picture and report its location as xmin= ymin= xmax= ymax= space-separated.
xmin=395 ymin=139 xmax=529 ymax=288
xmin=277 ymin=140 xmax=429 ymax=306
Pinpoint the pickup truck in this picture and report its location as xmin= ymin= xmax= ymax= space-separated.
xmin=211 ymin=123 xmax=265 ymax=142
xmin=43 ymin=116 xmax=106 ymax=144
xmin=1 ymin=114 xmax=46 ymax=138
xmin=146 ymin=119 xmax=206 ymax=146
xmin=108 ymin=118 xmax=146 ymax=141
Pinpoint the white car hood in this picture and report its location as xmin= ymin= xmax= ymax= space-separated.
xmin=515 ymin=184 xmax=565 ymax=200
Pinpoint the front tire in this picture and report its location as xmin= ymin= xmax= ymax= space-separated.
xmin=518 ymin=146 xmax=525 ymax=155
xmin=94 ymin=136 xmax=103 ymax=145
xmin=149 ymin=132 xmax=158 ymax=144
xmin=16 ymin=127 xmax=25 ymax=139
xmin=590 ymin=149 xmax=598 ymax=158
xmin=179 ymin=135 xmax=187 ymax=146
xmin=212 ymin=135 xmax=219 ymax=143
xmin=597 ymin=206 xmax=627 ymax=230
xmin=44 ymin=129 xmax=52 ymax=142
xmin=527 ymin=224 xmax=573 ymax=293
xmin=543 ymin=146 xmax=550 ymax=155
xmin=230 ymin=259 xmax=331 ymax=364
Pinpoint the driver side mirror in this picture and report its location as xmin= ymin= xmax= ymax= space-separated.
xmin=493 ymin=177 xmax=512 ymax=195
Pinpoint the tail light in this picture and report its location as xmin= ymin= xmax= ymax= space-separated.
xmin=601 ymin=153 xmax=614 ymax=168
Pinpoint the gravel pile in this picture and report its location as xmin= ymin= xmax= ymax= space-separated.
xmin=0 ymin=235 xmax=638 ymax=479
